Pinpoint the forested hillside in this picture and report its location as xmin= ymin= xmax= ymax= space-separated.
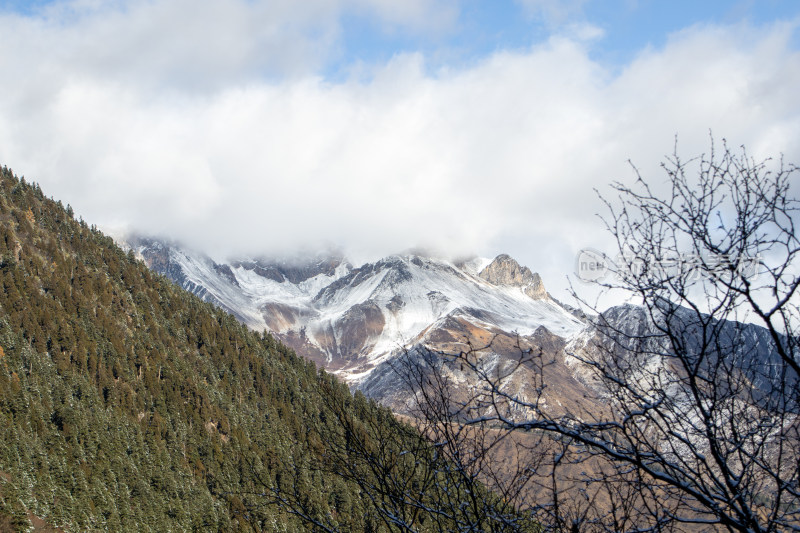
xmin=0 ymin=167 xmax=467 ymax=531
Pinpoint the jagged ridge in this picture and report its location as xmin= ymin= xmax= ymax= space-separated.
xmin=127 ymin=238 xmax=585 ymax=384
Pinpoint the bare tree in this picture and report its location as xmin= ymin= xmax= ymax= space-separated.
xmin=387 ymin=345 xmax=543 ymax=531
xmin=390 ymin=336 xmax=688 ymax=532
xmin=390 ymin=342 xmax=682 ymax=532
xmin=425 ymin=138 xmax=800 ymax=532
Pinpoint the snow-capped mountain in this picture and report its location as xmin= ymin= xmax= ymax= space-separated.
xmin=126 ymin=237 xmax=585 ymax=386
xmin=124 ymin=237 xmax=789 ymax=426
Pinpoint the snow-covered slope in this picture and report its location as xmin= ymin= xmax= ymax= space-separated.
xmin=304 ymin=254 xmax=585 ymax=381
xmin=125 ymin=236 xmax=788 ymax=438
xmin=127 ymin=237 xmax=585 ymax=384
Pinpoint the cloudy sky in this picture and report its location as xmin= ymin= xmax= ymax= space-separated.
xmin=1 ymin=0 xmax=799 ymax=298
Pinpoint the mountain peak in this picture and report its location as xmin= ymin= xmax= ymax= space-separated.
xmin=479 ymin=254 xmax=547 ymax=299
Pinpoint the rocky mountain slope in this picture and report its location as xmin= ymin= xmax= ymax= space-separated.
xmin=128 ymin=238 xmax=585 ymax=388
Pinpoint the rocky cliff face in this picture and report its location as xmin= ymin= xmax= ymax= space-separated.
xmin=478 ymin=254 xmax=547 ymax=299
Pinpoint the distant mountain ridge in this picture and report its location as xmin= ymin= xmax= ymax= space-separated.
xmin=126 ymin=236 xmax=790 ymax=428
xmin=126 ymin=237 xmax=585 ymax=386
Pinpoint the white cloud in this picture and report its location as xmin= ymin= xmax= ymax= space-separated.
xmin=350 ymin=0 xmax=459 ymax=34
xmin=0 ymin=2 xmax=798 ymax=301
xmin=514 ymin=0 xmax=588 ymax=26
xmin=0 ymin=0 xmax=458 ymax=93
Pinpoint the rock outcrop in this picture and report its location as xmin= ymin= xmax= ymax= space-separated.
xmin=479 ymin=254 xmax=547 ymax=299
